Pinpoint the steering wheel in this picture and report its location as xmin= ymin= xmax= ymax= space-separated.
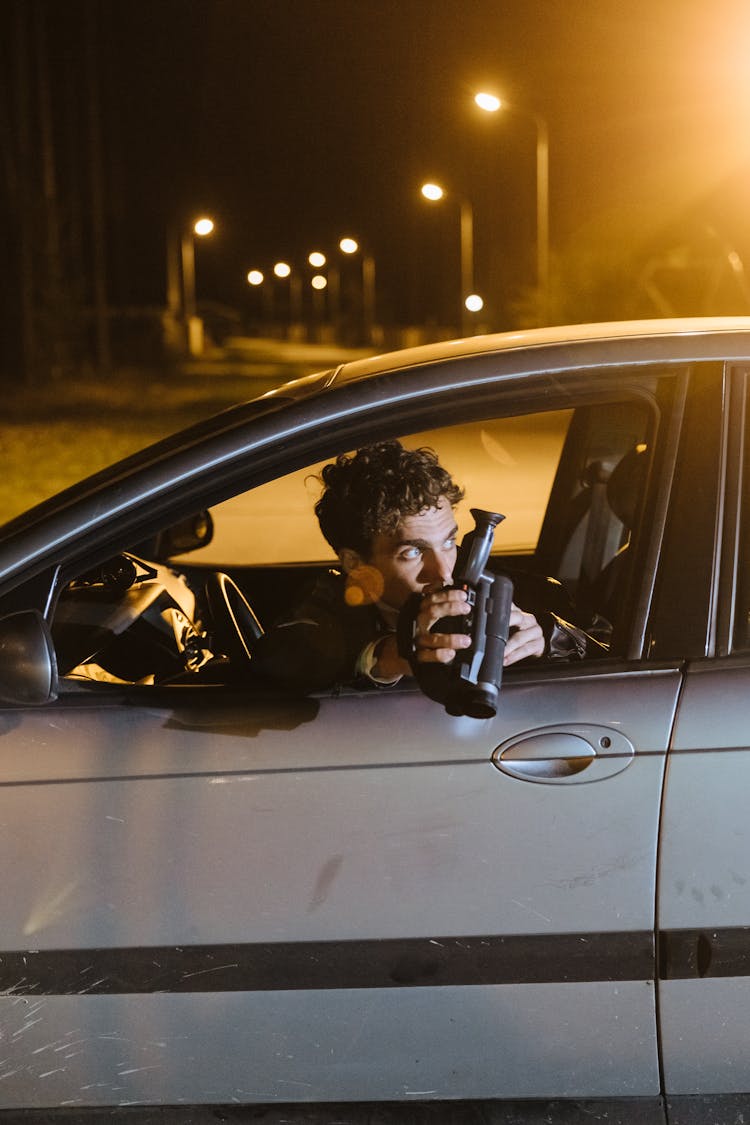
xmin=204 ymin=573 xmax=263 ymax=665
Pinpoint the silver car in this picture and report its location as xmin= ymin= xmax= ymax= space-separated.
xmin=1 ymin=319 xmax=749 ymax=1121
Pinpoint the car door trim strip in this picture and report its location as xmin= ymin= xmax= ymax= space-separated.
xmin=0 ymin=932 xmax=654 ymax=995
xmin=659 ymin=927 xmax=750 ymax=979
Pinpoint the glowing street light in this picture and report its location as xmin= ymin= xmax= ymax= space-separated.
xmin=465 ymin=293 xmax=484 ymax=313
xmin=474 ymin=92 xmax=501 ymax=114
xmin=180 ymin=215 xmax=215 ymax=354
xmin=420 ymin=181 xmax=475 ymax=336
xmin=182 ymin=216 xmax=216 ymax=323
xmin=269 ymin=261 xmax=302 ymax=323
xmin=245 ymin=267 xmax=273 ymax=326
xmin=309 ymin=272 xmax=328 ymax=326
xmin=421 ymin=182 xmax=444 ymax=202
xmin=249 ymin=256 xmax=336 ymax=332
xmin=474 ymin=90 xmax=550 ymax=322
xmin=336 ymin=236 xmax=376 ymax=344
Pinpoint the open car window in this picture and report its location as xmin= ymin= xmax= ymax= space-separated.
xmin=183 ymin=411 xmax=574 ymax=568
xmin=51 ymin=389 xmax=661 ymax=693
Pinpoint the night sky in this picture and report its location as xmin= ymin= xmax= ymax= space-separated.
xmin=5 ymin=0 xmax=750 ymax=342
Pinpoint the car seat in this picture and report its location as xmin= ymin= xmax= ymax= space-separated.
xmin=576 ymin=443 xmax=650 ymax=628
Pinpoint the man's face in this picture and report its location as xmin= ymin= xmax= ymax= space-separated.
xmin=363 ymin=497 xmax=459 ymax=609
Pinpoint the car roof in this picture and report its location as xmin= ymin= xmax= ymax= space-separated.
xmin=320 ymin=316 xmax=750 ymax=389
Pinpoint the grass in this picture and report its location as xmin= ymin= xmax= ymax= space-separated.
xmin=0 ymin=337 xmax=375 ymax=525
xmin=0 ymin=367 xmax=284 ymax=525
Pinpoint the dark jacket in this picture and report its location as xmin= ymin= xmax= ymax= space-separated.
xmin=254 ymin=570 xmax=388 ymax=694
xmin=254 ymin=567 xmax=607 ymax=696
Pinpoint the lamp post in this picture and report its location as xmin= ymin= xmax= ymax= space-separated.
xmin=306 ymin=253 xmax=329 ymax=337
xmin=310 ymin=271 xmax=328 ymax=329
xmin=181 ymin=216 xmax=215 ymax=354
xmin=273 ymin=261 xmax=303 ymax=334
xmin=246 ymin=268 xmax=272 ymax=329
xmin=339 ymin=236 xmax=376 ymax=345
xmin=248 ymin=254 xmax=332 ymax=340
xmin=420 ymin=182 xmax=475 ymax=336
xmin=474 ymin=92 xmax=549 ymax=323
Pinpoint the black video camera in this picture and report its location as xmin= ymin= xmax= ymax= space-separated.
xmin=397 ymin=508 xmax=514 ymax=719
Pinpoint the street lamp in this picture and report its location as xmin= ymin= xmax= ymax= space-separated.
xmin=272 ymin=261 xmax=302 ymax=328
xmin=310 ymin=272 xmax=328 ymax=326
xmin=474 ymin=91 xmax=550 ymax=322
xmin=181 ymin=216 xmax=215 ymax=354
xmin=420 ymin=182 xmax=475 ymax=336
xmin=246 ymin=268 xmax=272 ymax=328
xmin=338 ymin=236 xmax=376 ymax=345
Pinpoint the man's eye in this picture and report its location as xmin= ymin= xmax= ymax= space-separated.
xmin=399 ymin=546 xmax=422 ymax=561
xmin=443 ymin=538 xmax=456 ymax=550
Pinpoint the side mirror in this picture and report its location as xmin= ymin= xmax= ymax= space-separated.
xmin=134 ymin=510 xmax=214 ymax=562
xmin=0 ymin=611 xmax=58 ymax=705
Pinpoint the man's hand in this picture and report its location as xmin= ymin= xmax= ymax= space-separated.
xmin=371 ymin=587 xmax=471 ymax=680
xmin=413 ymin=588 xmax=545 ymax=668
xmin=373 ymin=590 xmax=545 ymax=681
xmin=414 ymin=588 xmax=545 ymax=667
xmin=412 ymin=586 xmax=472 ymax=664
xmin=504 ymin=604 xmax=545 ymax=665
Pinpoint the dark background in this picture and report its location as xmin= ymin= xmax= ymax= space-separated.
xmin=3 ymin=0 xmax=750 ymax=377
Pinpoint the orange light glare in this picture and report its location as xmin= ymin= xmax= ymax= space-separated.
xmin=274 ymin=262 xmax=291 ymax=278
xmin=475 ymin=92 xmax=501 ymax=113
xmin=421 ymin=182 xmax=444 ymax=202
xmin=247 ymin=270 xmax=264 ymax=286
xmin=311 ymin=275 xmax=327 ymax=290
xmin=193 ymin=217 xmax=215 ymax=236
xmin=465 ymin=294 xmax=484 ymax=313
xmin=339 ymin=237 xmax=358 ymax=254
xmin=308 ymin=251 xmax=326 ymax=268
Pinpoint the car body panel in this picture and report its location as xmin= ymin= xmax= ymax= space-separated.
xmin=0 ymin=664 xmax=679 ymax=1103
xmin=0 ymin=984 xmax=659 ymax=1107
xmin=658 ymin=659 xmax=750 ymax=1094
xmin=659 ymin=978 xmax=750 ymax=1095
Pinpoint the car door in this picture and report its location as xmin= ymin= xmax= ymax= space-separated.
xmin=658 ymin=362 xmax=750 ymax=1101
xmin=0 ymin=362 xmax=688 ymax=1112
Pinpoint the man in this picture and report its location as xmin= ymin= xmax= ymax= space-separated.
xmin=256 ymin=440 xmax=546 ymax=694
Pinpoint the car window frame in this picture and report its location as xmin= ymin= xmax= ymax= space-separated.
xmin=48 ymin=369 xmax=673 ymax=570
xmin=0 ymin=364 xmax=678 ymax=599
xmin=645 ymin=361 xmax=727 ymax=661
xmin=719 ymin=364 xmax=750 ymax=657
xmin=30 ymin=364 xmax=691 ymax=696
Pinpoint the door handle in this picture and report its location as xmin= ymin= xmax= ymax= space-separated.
xmin=492 ymin=724 xmax=635 ymax=784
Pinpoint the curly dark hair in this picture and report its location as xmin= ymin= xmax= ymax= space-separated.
xmin=315 ymin=440 xmax=465 ymax=557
